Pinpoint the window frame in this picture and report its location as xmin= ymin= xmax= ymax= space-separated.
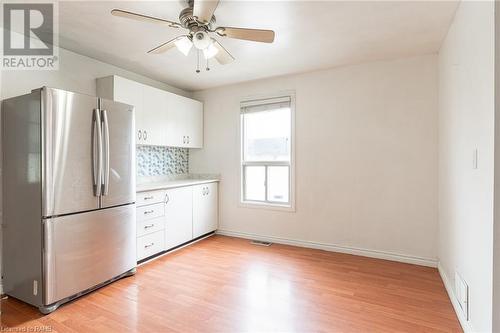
xmin=239 ymin=92 xmax=296 ymax=212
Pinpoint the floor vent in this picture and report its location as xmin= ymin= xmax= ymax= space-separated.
xmin=251 ymin=240 xmax=272 ymax=247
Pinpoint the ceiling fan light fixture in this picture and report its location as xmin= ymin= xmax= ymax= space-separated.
xmin=174 ymin=36 xmax=193 ymax=56
xmin=203 ymin=40 xmax=219 ymax=59
xmin=112 ymin=0 xmax=275 ymax=71
xmin=193 ymin=31 xmax=211 ymax=50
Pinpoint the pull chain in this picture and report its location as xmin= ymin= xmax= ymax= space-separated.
xmin=196 ymin=50 xmax=200 ymax=73
xmin=206 ymin=57 xmax=210 ymax=71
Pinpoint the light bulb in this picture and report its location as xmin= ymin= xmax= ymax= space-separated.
xmin=193 ymin=31 xmax=211 ymax=50
xmin=203 ymin=40 xmax=219 ymax=59
xmin=175 ymin=37 xmax=193 ymax=56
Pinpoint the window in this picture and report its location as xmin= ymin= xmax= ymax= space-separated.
xmin=240 ymin=95 xmax=294 ymax=208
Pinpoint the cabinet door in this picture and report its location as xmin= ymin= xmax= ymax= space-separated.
xmin=142 ymin=86 xmax=166 ymax=146
xmin=113 ymin=77 xmax=145 ymax=144
xmin=165 ymin=93 xmax=203 ymax=148
xmin=193 ymin=183 xmax=218 ymax=238
xmin=164 ymin=92 xmax=185 ymax=147
xmin=164 ymin=186 xmax=193 ymax=250
xmin=185 ymin=99 xmax=203 ymax=148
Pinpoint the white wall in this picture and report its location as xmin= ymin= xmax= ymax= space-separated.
xmin=494 ymin=3 xmax=500 ymax=332
xmin=191 ymin=54 xmax=439 ymax=265
xmin=0 ymin=47 xmax=190 ymax=99
xmin=438 ymin=1 xmax=495 ymax=332
xmin=0 ymin=46 xmax=191 ymax=292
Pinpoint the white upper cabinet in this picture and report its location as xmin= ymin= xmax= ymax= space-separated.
xmin=142 ymin=85 xmax=167 ymax=146
xmin=183 ymin=97 xmax=203 ymax=148
xmin=98 ymin=76 xmax=146 ymax=144
xmin=165 ymin=92 xmax=203 ymax=148
xmin=97 ymin=75 xmax=203 ymax=148
xmin=165 ymin=93 xmax=188 ymax=147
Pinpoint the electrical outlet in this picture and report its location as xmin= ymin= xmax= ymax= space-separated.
xmin=455 ymin=272 xmax=469 ymax=321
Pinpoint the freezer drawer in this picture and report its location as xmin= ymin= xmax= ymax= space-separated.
xmin=43 ymin=204 xmax=136 ymax=305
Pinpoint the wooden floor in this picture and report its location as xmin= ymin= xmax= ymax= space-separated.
xmin=1 ymin=235 xmax=461 ymax=333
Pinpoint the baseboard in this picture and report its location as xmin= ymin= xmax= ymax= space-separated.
xmin=216 ymin=229 xmax=438 ymax=267
xmin=437 ymin=262 xmax=473 ymax=333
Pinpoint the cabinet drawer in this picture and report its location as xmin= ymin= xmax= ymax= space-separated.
xmin=137 ymin=190 xmax=167 ymax=206
xmin=137 ymin=217 xmax=165 ymax=237
xmin=137 ymin=230 xmax=165 ymax=261
xmin=137 ymin=203 xmax=165 ymax=222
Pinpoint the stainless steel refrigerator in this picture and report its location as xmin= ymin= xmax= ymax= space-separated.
xmin=2 ymin=87 xmax=136 ymax=314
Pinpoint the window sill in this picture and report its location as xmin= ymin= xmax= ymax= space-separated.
xmin=239 ymin=201 xmax=296 ymax=213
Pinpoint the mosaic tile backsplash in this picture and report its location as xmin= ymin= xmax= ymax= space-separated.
xmin=137 ymin=146 xmax=189 ymax=177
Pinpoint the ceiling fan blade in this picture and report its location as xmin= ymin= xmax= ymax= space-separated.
xmin=216 ymin=27 xmax=275 ymax=43
xmin=148 ymin=36 xmax=186 ymax=54
xmin=212 ymin=40 xmax=235 ymax=65
xmin=193 ymin=0 xmax=220 ymax=24
xmin=111 ymin=9 xmax=181 ymax=28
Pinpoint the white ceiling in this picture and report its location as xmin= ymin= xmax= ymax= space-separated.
xmin=58 ymin=1 xmax=459 ymax=91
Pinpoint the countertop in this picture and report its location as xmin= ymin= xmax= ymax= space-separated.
xmin=136 ymin=175 xmax=219 ymax=192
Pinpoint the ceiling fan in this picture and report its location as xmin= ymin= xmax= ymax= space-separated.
xmin=111 ymin=0 xmax=275 ymax=72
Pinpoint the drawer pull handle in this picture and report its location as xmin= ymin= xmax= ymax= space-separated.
xmin=144 ymin=242 xmax=154 ymax=248
xmin=144 ymin=196 xmax=154 ymax=200
xmin=144 ymin=224 xmax=155 ymax=229
xmin=144 ymin=210 xmax=154 ymax=215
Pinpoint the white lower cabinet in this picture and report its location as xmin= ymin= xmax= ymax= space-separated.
xmin=193 ymin=183 xmax=218 ymax=239
xmin=164 ymin=186 xmax=193 ymax=249
xmin=136 ymin=181 xmax=218 ymax=262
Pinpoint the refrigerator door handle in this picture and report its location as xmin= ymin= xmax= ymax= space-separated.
xmin=101 ymin=109 xmax=110 ymax=196
xmin=92 ymin=109 xmax=103 ymax=197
